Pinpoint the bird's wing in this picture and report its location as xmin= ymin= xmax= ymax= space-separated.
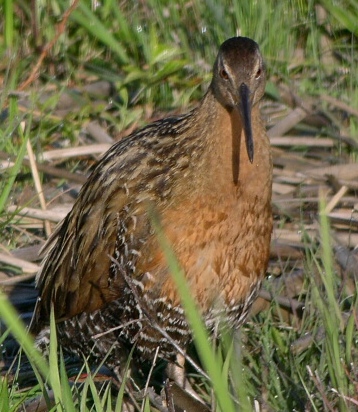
xmin=33 ymin=114 xmax=196 ymax=328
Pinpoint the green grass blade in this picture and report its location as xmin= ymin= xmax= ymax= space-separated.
xmin=4 ymin=0 xmax=14 ymax=49
xmin=49 ymin=307 xmax=64 ymax=411
xmin=59 ymin=349 xmax=76 ymax=411
xmin=151 ymin=211 xmax=236 ymax=412
xmin=0 ymin=376 xmax=10 ymax=412
xmin=0 ymin=125 xmax=28 ymax=214
xmin=71 ymin=3 xmax=129 ymax=64
xmin=0 ymin=290 xmax=49 ymax=379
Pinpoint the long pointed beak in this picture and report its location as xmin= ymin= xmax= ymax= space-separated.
xmin=239 ymin=83 xmax=254 ymax=163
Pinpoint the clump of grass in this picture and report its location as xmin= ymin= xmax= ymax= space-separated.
xmin=1 ymin=204 xmax=356 ymax=410
xmin=1 ymin=0 xmax=358 ymax=410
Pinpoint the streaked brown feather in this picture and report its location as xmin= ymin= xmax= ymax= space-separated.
xmin=32 ymin=37 xmax=273 ymax=373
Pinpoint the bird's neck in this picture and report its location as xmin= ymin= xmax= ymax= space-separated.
xmin=189 ymin=89 xmax=271 ymax=200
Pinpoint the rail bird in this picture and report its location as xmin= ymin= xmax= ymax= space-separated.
xmin=32 ymin=36 xmax=273 ymax=392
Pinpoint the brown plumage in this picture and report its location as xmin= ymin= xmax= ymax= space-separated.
xmin=32 ymin=37 xmax=272 ymax=378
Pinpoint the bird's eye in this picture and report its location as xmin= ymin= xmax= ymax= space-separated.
xmin=220 ymin=69 xmax=229 ymax=80
xmin=255 ymin=67 xmax=262 ymax=79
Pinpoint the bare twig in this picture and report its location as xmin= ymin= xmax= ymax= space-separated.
xmin=0 ymin=150 xmax=87 ymax=184
xmin=267 ymin=107 xmax=307 ymax=138
xmin=26 ymin=139 xmax=51 ymax=237
xmin=7 ymin=205 xmax=70 ymax=223
xmin=0 ymin=273 xmax=36 ymax=285
xmin=270 ymin=136 xmax=334 ymax=147
xmin=320 ymin=94 xmax=358 ymax=118
xmin=325 ymin=185 xmax=348 ymax=214
xmin=41 ymin=143 xmax=111 ymax=161
xmin=306 ymin=366 xmax=336 ymax=412
xmin=142 ymin=346 xmax=160 ymax=412
xmin=0 ymin=252 xmax=40 ymax=274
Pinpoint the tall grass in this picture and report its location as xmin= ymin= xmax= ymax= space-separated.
xmin=1 ymin=0 xmax=357 ymax=410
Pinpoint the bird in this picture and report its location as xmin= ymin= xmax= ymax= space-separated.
xmin=32 ymin=36 xmax=272 ymax=390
